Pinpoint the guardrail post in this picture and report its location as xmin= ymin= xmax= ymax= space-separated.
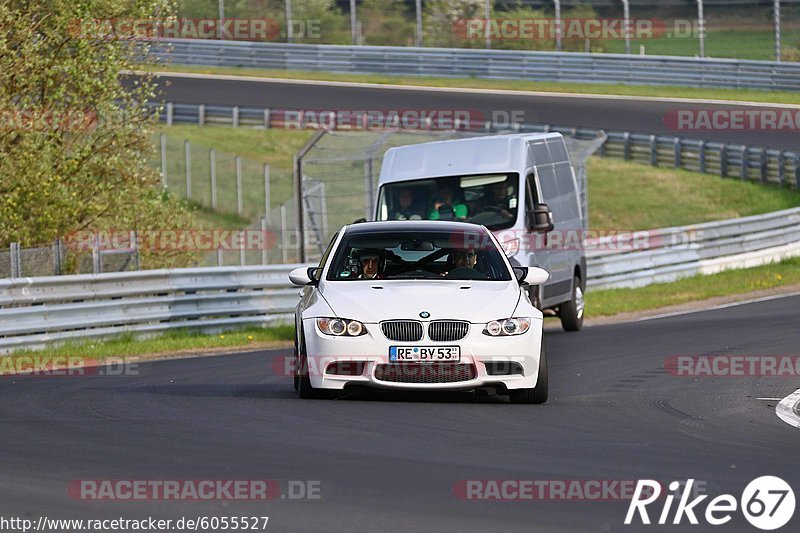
xmin=759 ymin=148 xmax=768 ymax=184
xmin=240 ymin=230 xmax=246 ymax=267
xmin=210 ymin=149 xmax=217 ymax=209
xmin=91 ymin=235 xmax=101 ymax=274
xmin=232 ymin=106 xmax=240 ymax=128
xmin=236 ymin=155 xmax=243 ymax=215
xmin=261 ymin=217 xmax=269 ymax=265
xmin=623 ymin=132 xmax=631 ymax=161
xmin=10 ymin=242 xmax=21 ymax=278
xmin=185 ymin=140 xmax=192 ymax=198
xmin=52 ymin=238 xmax=62 ymax=276
xmin=132 ymin=231 xmax=140 ymax=271
xmin=795 ymin=154 xmax=800 ymax=189
xmin=166 ymin=102 xmax=173 ymax=126
xmin=264 ymin=108 xmax=271 ymax=129
xmin=720 ymin=144 xmax=728 ymax=177
xmin=217 ymin=248 xmax=223 ymax=267
xmin=160 ymin=133 xmax=167 ymax=188
xmin=280 ymin=203 xmax=288 ymax=264
xmin=741 ymin=146 xmax=748 ymax=181
xmin=264 ymin=163 xmax=271 ymax=223
xmin=698 ymin=140 xmax=706 ymax=173
xmin=598 ymin=138 xmax=606 ymax=158
xmin=198 ymin=104 xmax=205 ymax=126
xmin=649 ymin=135 xmax=657 ymax=166
xmin=674 ymin=138 xmax=682 ymax=169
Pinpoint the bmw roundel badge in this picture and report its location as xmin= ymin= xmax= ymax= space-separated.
xmin=419 ymin=311 xmax=430 ymax=318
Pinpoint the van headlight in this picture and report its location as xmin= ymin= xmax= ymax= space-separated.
xmin=483 ymin=318 xmax=531 ymax=336
xmin=317 ymin=318 xmax=367 ymax=337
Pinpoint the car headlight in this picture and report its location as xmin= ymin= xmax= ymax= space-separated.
xmin=316 ymin=317 xmax=367 ymax=337
xmin=483 ymin=318 xmax=531 ymax=336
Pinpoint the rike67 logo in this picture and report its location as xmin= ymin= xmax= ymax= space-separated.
xmin=626 ymin=477 xmax=795 ymax=530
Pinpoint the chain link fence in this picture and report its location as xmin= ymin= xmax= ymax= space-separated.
xmin=168 ymin=0 xmax=800 ymax=61
xmin=298 ymin=128 xmax=606 ymax=261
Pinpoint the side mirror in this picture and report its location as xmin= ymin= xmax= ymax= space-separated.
xmin=527 ymin=203 xmax=554 ymax=233
xmin=289 ymin=267 xmax=321 ymax=286
xmin=513 ymin=266 xmax=550 ymax=286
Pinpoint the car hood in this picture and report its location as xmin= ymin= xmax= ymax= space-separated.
xmin=319 ymin=280 xmax=521 ymax=323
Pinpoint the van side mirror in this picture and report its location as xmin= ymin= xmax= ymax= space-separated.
xmin=527 ymin=203 xmax=554 ymax=233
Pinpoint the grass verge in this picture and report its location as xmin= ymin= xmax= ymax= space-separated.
xmin=587 ymin=158 xmax=800 ymax=230
xmin=144 ymin=64 xmax=800 ymax=106
xmin=10 ymin=326 xmax=294 ymax=361
xmin=585 ymin=256 xmax=800 ymax=317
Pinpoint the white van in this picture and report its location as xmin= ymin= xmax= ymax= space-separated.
xmin=375 ymin=133 xmax=586 ymax=331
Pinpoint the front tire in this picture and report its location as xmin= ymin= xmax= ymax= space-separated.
xmin=558 ymin=276 xmax=584 ymax=332
xmin=296 ymin=326 xmax=328 ymax=399
xmin=510 ymin=344 xmax=548 ymax=404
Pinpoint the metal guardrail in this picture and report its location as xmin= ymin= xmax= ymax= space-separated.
xmin=0 ymin=265 xmax=303 ymax=353
xmin=2 ymin=207 xmax=799 ymax=352
xmin=150 ymin=101 xmax=800 ymax=189
xmin=147 ymin=39 xmax=800 ymax=92
xmin=586 ymin=206 xmax=800 ymax=289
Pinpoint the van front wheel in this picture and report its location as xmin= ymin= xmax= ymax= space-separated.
xmin=558 ymin=276 xmax=584 ymax=332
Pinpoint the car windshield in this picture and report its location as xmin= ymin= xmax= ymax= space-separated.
xmin=375 ymin=174 xmax=519 ymax=230
xmin=325 ymin=230 xmax=512 ymax=281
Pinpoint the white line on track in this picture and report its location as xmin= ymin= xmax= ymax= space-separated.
xmin=776 ymin=388 xmax=800 ymax=429
xmin=133 ymin=70 xmax=800 ymax=109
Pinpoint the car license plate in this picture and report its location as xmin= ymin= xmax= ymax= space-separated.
xmin=389 ymin=346 xmax=461 ymax=363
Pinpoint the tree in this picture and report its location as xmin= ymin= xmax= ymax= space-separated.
xmin=0 ymin=0 xmax=198 ymax=268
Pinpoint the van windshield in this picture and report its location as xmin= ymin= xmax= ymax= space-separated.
xmin=375 ymin=174 xmax=519 ymax=230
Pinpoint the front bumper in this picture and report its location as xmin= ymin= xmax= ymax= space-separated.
xmin=300 ymin=318 xmax=543 ymax=391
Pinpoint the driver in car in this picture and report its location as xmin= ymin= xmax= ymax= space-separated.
xmin=357 ymin=248 xmax=385 ymax=279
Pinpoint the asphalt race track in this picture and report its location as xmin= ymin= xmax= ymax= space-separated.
xmin=2 ymin=294 xmax=798 ymax=532
xmin=139 ymin=73 xmax=800 ymax=151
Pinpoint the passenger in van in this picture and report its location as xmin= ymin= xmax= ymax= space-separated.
xmin=429 ymin=179 xmax=468 ymax=221
xmin=390 ymin=187 xmax=425 ymax=220
xmin=479 ymin=177 xmax=515 ymax=220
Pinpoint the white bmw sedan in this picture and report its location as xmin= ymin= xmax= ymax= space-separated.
xmin=288 ymin=221 xmax=550 ymax=403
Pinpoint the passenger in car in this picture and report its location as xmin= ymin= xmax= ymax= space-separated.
xmin=429 ymin=179 xmax=468 ymax=221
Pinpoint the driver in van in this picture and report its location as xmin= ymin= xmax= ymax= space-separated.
xmin=480 ymin=177 xmax=515 ymax=219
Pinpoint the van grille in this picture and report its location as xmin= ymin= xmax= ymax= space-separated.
xmin=428 ymin=320 xmax=469 ymax=341
xmin=380 ymin=320 xmax=423 ymax=342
